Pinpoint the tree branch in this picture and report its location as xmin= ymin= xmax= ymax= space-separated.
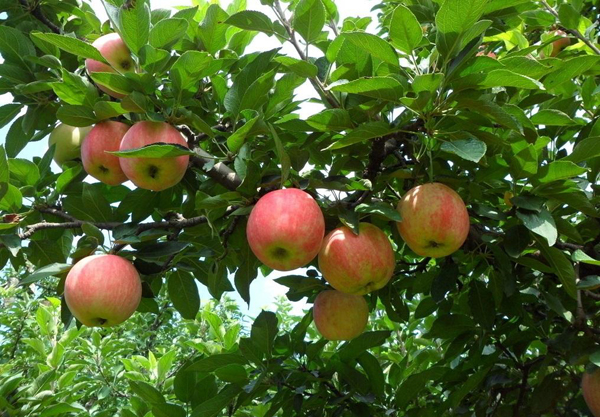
xmin=540 ymin=0 xmax=600 ymax=55
xmin=18 ymin=0 xmax=61 ymax=34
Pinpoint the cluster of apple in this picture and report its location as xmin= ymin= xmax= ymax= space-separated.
xmin=246 ymin=183 xmax=469 ymax=341
xmin=49 ymin=120 xmax=190 ymax=191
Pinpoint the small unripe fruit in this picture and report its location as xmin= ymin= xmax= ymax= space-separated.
xmin=313 ymin=290 xmax=368 ymax=341
xmin=48 ymin=124 xmax=92 ymax=167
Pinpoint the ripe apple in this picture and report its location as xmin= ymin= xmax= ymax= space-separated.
xmin=318 ymin=223 xmax=395 ymax=295
xmin=583 ymin=368 xmax=600 ymax=417
xmin=81 ymin=121 xmax=130 ymax=186
xmin=48 ymin=123 xmax=92 ymax=167
xmin=476 ymin=51 xmax=497 ymax=59
xmin=396 ymin=182 xmax=470 ymax=258
xmin=247 ymin=188 xmax=325 ymax=271
xmin=85 ymin=33 xmax=135 ymax=98
xmin=119 ymin=121 xmax=190 ymax=191
xmin=64 ymin=254 xmax=142 ymax=327
xmin=313 ymin=289 xmax=368 ymax=341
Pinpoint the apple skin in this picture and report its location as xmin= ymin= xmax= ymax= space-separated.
xmin=583 ymin=369 xmax=600 ymax=417
xmin=247 ymin=188 xmax=325 ymax=271
xmin=85 ymin=33 xmax=135 ymax=98
xmin=313 ymin=290 xmax=368 ymax=341
xmin=550 ymin=31 xmax=570 ymax=57
xmin=64 ymin=254 xmax=142 ymax=327
xmin=81 ymin=121 xmax=130 ymax=186
xmin=396 ymin=182 xmax=470 ymax=258
xmin=119 ymin=121 xmax=190 ymax=191
xmin=48 ymin=124 xmax=92 ymax=167
xmin=318 ymin=223 xmax=395 ymax=295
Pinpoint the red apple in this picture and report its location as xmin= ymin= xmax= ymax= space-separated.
xmin=396 ymin=182 xmax=470 ymax=258
xmin=318 ymin=223 xmax=395 ymax=295
xmin=48 ymin=124 xmax=92 ymax=167
xmin=85 ymin=33 xmax=135 ymax=98
xmin=247 ymin=188 xmax=325 ymax=271
xmin=81 ymin=121 xmax=130 ymax=186
xmin=119 ymin=121 xmax=190 ymax=191
xmin=313 ymin=290 xmax=368 ymax=341
xmin=583 ymin=368 xmax=600 ymax=417
xmin=550 ymin=30 xmax=571 ymax=57
xmin=64 ymin=254 xmax=142 ymax=327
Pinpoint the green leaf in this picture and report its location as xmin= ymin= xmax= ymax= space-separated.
xmin=190 ymin=385 xmax=242 ymax=417
xmin=389 ymin=4 xmax=422 ymax=54
xmin=40 ymin=403 xmax=85 ymax=417
xmin=228 ymin=116 xmax=260 ymax=153
xmin=330 ymin=77 xmax=403 ymax=101
xmin=214 ymin=364 xmax=247 ymax=383
xmin=339 ymin=331 xmax=391 ymax=361
xmin=516 ymin=209 xmax=557 ymax=247
xmin=292 ymin=0 xmax=325 ymax=44
xmin=440 ymin=137 xmax=487 ymax=163
xmin=306 ymin=109 xmax=353 ymax=131
xmin=544 ymin=56 xmax=600 ymax=89
xmin=269 ymin=124 xmax=290 ymax=187
xmin=274 ymin=56 xmax=318 ymax=78
xmin=558 ymin=4 xmax=580 ymax=30
xmin=468 ymin=281 xmax=495 ymax=330
xmin=0 ymin=104 xmax=23 ymax=129
xmin=129 ymin=381 xmax=165 ymax=404
xmin=0 ymin=26 xmax=35 ymax=68
xmin=198 ymin=4 xmax=229 ymax=55
xmin=425 ymin=314 xmax=475 ymax=339
xmin=170 ymin=51 xmax=216 ymax=93
xmin=82 ymin=183 xmax=113 ymax=222
xmin=357 ymin=352 xmax=385 ymax=398
xmin=413 ymin=73 xmax=444 ymax=94
xmin=355 ymin=202 xmax=402 ymax=222
xmin=480 ymin=69 xmax=543 ymax=90
xmin=0 ymin=145 xmax=8 ymax=202
xmin=251 ymin=311 xmax=278 ymax=358
xmin=225 ymin=10 xmax=278 ymax=36
xmin=168 ymin=270 xmax=200 ymax=320
xmin=94 ymin=101 xmax=129 ymax=120
xmin=534 ymin=235 xmax=577 ymax=299
xmin=396 ymin=367 xmax=449 ymax=408
xmin=578 ymin=276 xmax=600 ymax=290
xmin=8 ymin=159 xmax=40 ymax=186
xmin=5 ymin=116 xmax=34 ymax=158
xmin=234 ymin=243 xmax=259 ymax=305
xmin=119 ymin=0 xmax=151 ymax=54
xmin=327 ymin=121 xmax=397 ymax=150
xmin=110 ymin=143 xmax=194 ymax=158
xmin=536 ymin=161 xmax=588 ymax=183
xmin=565 ymin=136 xmax=600 ymax=164
xmin=56 ymin=105 xmax=98 ymax=127
xmin=20 ymin=263 xmax=71 ymax=285
xmin=531 ymin=110 xmax=578 ymax=126
xmin=573 ymin=250 xmax=600 ymax=266
xmin=149 ymin=18 xmax=188 ymax=49
xmin=31 ymin=32 xmax=106 ymax=62
xmin=186 ymin=354 xmax=247 ymax=372
xmin=89 ymin=72 xmax=136 ymax=95
xmin=435 ymin=0 xmax=487 ymax=57
xmin=342 ymin=32 xmax=399 ymax=67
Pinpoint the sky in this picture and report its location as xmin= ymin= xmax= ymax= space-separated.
xmin=0 ymin=0 xmax=378 ymax=318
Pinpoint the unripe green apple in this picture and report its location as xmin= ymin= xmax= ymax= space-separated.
xmin=64 ymin=254 xmax=142 ymax=327
xmin=583 ymin=368 xmax=600 ymax=416
xmin=247 ymin=188 xmax=325 ymax=271
xmin=313 ymin=289 xmax=368 ymax=341
xmin=81 ymin=121 xmax=130 ymax=186
xmin=119 ymin=121 xmax=190 ymax=191
xmin=48 ymin=123 xmax=92 ymax=167
xmin=318 ymin=223 xmax=395 ymax=295
xmin=85 ymin=33 xmax=135 ymax=98
xmin=396 ymin=182 xmax=470 ymax=258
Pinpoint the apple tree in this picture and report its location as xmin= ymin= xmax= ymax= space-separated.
xmin=1 ymin=0 xmax=600 ymax=415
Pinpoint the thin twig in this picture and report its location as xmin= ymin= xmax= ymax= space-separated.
xmin=18 ymin=0 xmax=61 ymax=34
xmin=540 ymin=0 xmax=600 ymax=55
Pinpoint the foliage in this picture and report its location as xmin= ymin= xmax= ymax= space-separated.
xmin=1 ymin=0 xmax=600 ymax=415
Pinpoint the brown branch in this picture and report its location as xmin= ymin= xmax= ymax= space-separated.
xmin=540 ymin=0 xmax=600 ymax=55
xmin=18 ymin=0 xmax=61 ymax=34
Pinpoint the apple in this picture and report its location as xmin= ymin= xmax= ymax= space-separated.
xmin=549 ymin=30 xmax=570 ymax=57
xmin=81 ymin=121 xmax=130 ymax=186
xmin=48 ymin=123 xmax=92 ymax=167
xmin=85 ymin=33 xmax=135 ymax=98
xmin=396 ymin=182 xmax=470 ymax=258
xmin=476 ymin=51 xmax=497 ymax=59
xmin=247 ymin=188 xmax=325 ymax=271
xmin=313 ymin=289 xmax=368 ymax=341
xmin=583 ymin=368 xmax=600 ymax=417
xmin=64 ymin=254 xmax=142 ymax=327
xmin=119 ymin=121 xmax=190 ymax=191
xmin=318 ymin=223 xmax=395 ymax=295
